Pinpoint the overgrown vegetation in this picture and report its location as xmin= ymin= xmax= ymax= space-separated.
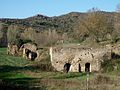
xmin=101 ymin=55 xmax=120 ymax=73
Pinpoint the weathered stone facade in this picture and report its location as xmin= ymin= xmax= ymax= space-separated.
xmin=7 ymin=43 xmax=19 ymax=56
xmin=111 ymin=44 xmax=120 ymax=55
xmin=19 ymin=43 xmax=37 ymax=58
xmin=7 ymin=43 xmax=39 ymax=60
xmin=50 ymin=45 xmax=111 ymax=72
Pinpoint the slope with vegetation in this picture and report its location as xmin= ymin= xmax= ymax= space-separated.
xmin=0 ymin=8 xmax=120 ymax=47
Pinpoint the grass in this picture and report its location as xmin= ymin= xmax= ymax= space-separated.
xmin=52 ymin=72 xmax=87 ymax=79
xmin=0 ymin=48 xmax=88 ymax=90
xmin=1 ymin=48 xmax=120 ymax=90
xmin=0 ymin=48 xmax=41 ymax=89
xmin=0 ymin=48 xmax=32 ymax=66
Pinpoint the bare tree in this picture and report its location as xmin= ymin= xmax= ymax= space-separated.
xmin=7 ymin=25 xmax=20 ymax=44
xmin=0 ymin=23 xmax=3 ymax=39
xmin=74 ymin=8 xmax=113 ymax=42
xmin=21 ymin=27 xmax=36 ymax=41
xmin=116 ymin=4 xmax=120 ymax=12
xmin=114 ymin=4 xmax=120 ymax=42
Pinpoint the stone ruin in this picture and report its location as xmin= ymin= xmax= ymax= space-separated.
xmin=7 ymin=42 xmax=50 ymax=61
xmin=7 ymin=42 xmax=120 ymax=72
xmin=7 ymin=43 xmax=39 ymax=61
xmin=49 ymin=45 xmax=114 ymax=72
xmin=7 ymin=43 xmax=19 ymax=56
xmin=19 ymin=43 xmax=38 ymax=60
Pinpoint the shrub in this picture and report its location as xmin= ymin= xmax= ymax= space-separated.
xmin=101 ymin=60 xmax=114 ymax=73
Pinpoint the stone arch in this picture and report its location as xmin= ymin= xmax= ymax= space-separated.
xmin=25 ymin=48 xmax=37 ymax=61
xmin=63 ymin=63 xmax=71 ymax=73
xmin=28 ymin=51 xmax=37 ymax=61
xmin=85 ymin=62 xmax=90 ymax=72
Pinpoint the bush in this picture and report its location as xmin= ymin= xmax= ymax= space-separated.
xmin=101 ymin=60 xmax=114 ymax=73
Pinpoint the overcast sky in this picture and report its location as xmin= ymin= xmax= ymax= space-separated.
xmin=0 ymin=0 xmax=120 ymax=18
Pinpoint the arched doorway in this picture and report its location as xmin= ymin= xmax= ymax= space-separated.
xmin=85 ymin=63 xmax=90 ymax=72
xmin=78 ymin=63 xmax=81 ymax=72
xmin=63 ymin=63 xmax=71 ymax=73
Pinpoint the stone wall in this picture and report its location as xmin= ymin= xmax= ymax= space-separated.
xmin=19 ymin=43 xmax=37 ymax=58
xmin=7 ymin=43 xmax=18 ymax=56
xmin=50 ymin=45 xmax=111 ymax=72
xmin=7 ymin=43 xmax=39 ymax=61
xmin=112 ymin=44 xmax=120 ymax=55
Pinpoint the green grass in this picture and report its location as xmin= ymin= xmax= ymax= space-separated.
xmin=0 ymin=48 xmax=89 ymax=90
xmin=52 ymin=72 xmax=87 ymax=79
xmin=0 ymin=72 xmax=26 ymax=79
xmin=0 ymin=48 xmax=32 ymax=66
xmin=1 ymin=48 xmax=120 ymax=90
xmin=0 ymin=48 xmax=41 ymax=89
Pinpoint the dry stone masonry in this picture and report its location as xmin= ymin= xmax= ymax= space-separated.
xmin=50 ymin=45 xmax=112 ymax=72
xmin=7 ymin=42 xmax=120 ymax=72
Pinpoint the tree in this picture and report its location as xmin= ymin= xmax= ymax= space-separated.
xmin=21 ymin=27 xmax=36 ymax=42
xmin=0 ymin=23 xmax=3 ymax=39
xmin=113 ymin=4 xmax=120 ymax=42
xmin=0 ymin=23 xmax=8 ymax=47
xmin=116 ymin=4 xmax=120 ymax=12
xmin=7 ymin=25 xmax=20 ymax=44
xmin=74 ymin=8 xmax=114 ymax=42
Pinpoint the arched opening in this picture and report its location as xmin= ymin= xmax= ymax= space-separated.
xmin=63 ymin=63 xmax=71 ymax=73
xmin=25 ymin=49 xmax=31 ymax=58
xmin=30 ymin=51 xmax=37 ymax=61
xmin=25 ymin=49 xmax=37 ymax=61
xmin=85 ymin=63 xmax=90 ymax=72
xmin=78 ymin=63 xmax=81 ymax=72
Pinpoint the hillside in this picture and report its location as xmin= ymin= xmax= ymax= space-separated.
xmin=0 ymin=12 xmax=85 ymax=31
xmin=0 ymin=11 xmax=119 ymax=47
xmin=0 ymin=11 xmax=114 ymax=32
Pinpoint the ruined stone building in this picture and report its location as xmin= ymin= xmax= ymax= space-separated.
xmin=19 ymin=43 xmax=38 ymax=60
xmin=7 ymin=42 xmax=120 ymax=72
xmin=7 ymin=43 xmax=38 ymax=60
xmin=50 ymin=45 xmax=112 ymax=72
xmin=7 ymin=43 xmax=18 ymax=56
xmin=7 ymin=43 xmax=49 ymax=61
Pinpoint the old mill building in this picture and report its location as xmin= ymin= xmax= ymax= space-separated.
xmin=49 ymin=44 xmax=112 ymax=72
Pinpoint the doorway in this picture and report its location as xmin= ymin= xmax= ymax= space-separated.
xmin=63 ymin=63 xmax=71 ymax=73
xmin=85 ymin=63 xmax=90 ymax=72
xmin=78 ymin=63 xmax=81 ymax=72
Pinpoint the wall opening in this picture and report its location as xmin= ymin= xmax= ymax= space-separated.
xmin=111 ymin=52 xmax=120 ymax=59
xmin=85 ymin=63 xmax=90 ymax=72
xmin=63 ymin=63 xmax=71 ymax=73
xmin=25 ymin=49 xmax=37 ymax=61
xmin=30 ymin=52 xmax=37 ymax=60
xmin=78 ymin=63 xmax=81 ymax=72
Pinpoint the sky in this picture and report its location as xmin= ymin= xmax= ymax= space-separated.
xmin=0 ymin=0 xmax=120 ymax=18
